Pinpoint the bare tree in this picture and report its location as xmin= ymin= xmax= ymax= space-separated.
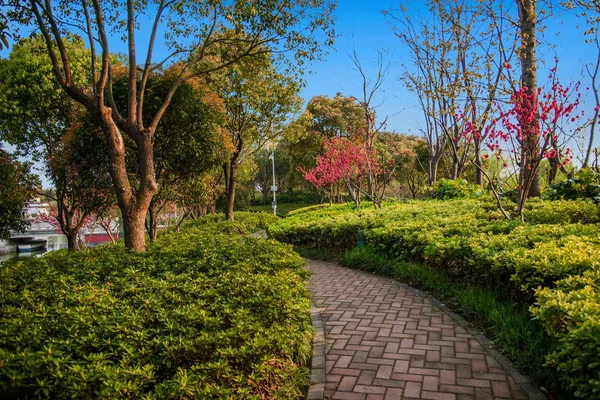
xmin=348 ymin=50 xmax=392 ymax=196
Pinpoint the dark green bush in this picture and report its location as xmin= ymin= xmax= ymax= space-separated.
xmin=0 ymin=212 xmax=311 ymax=399
xmin=548 ymin=168 xmax=600 ymax=203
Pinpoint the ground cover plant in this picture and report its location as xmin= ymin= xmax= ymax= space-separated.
xmin=249 ymin=203 xmax=314 ymax=217
xmin=268 ymin=199 xmax=600 ymax=397
xmin=0 ymin=212 xmax=312 ymax=399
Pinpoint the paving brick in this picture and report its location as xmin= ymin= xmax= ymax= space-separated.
xmin=404 ymin=382 xmax=422 ymax=398
xmin=384 ymin=388 xmax=403 ymax=399
xmin=306 ymin=260 xmax=539 ymax=400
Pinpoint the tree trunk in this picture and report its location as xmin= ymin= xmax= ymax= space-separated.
xmin=428 ymin=157 xmax=439 ymax=185
xmin=474 ymin=142 xmax=483 ymax=186
xmin=123 ymin=209 xmax=147 ymax=250
xmin=146 ymin=204 xmax=157 ymax=241
xmin=66 ymin=231 xmax=78 ymax=251
xmin=98 ymin=109 xmax=157 ymax=251
xmin=517 ymin=0 xmax=540 ymax=198
xmin=225 ymin=163 xmax=237 ymax=221
xmin=548 ymin=157 xmax=559 ymax=185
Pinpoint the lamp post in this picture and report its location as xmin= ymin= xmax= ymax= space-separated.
xmin=268 ymin=151 xmax=277 ymax=216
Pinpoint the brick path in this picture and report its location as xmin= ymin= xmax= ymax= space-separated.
xmin=307 ymin=259 xmax=542 ymax=400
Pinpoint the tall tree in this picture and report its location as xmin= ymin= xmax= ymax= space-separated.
xmin=5 ymin=0 xmax=336 ymax=251
xmin=348 ymin=50 xmax=391 ymax=196
xmin=388 ymin=0 xmax=517 ymax=185
xmin=216 ymin=54 xmax=302 ymax=221
xmin=111 ymin=70 xmax=229 ymax=240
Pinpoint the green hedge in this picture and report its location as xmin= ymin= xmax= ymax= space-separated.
xmin=268 ymin=199 xmax=600 ymax=397
xmin=0 ymin=212 xmax=311 ymax=399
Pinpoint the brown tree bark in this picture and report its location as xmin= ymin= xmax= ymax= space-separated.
xmin=223 ymin=162 xmax=238 ymax=222
xmin=517 ymin=0 xmax=541 ymax=198
xmin=66 ymin=232 xmax=78 ymax=251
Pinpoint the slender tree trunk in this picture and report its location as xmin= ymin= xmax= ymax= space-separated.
xmin=146 ymin=204 xmax=157 ymax=241
xmin=474 ymin=142 xmax=483 ymax=186
xmin=225 ymin=163 xmax=238 ymax=221
xmin=451 ymin=154 xmax=459 ymax=180
xmin=428 ymin=157 xmax=439 ymax=185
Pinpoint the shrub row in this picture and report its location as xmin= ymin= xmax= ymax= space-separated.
xmin=268 ymin=199 xmax=600 ymax=397
xmin=0 ymin=212 xmax=311 ymax=399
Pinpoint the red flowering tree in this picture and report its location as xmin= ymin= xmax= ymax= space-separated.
xmin=301 ymin=137 xmax=395 ymax=208
xmin=467 ymin=68 xmax=582 ymax=219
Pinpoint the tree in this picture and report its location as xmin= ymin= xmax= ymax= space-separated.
xmin=110 ymin=71 xmax=229 ymax=240
xmin=348 ymin=50 xmax=392 ymax=197
xmin=476 ymin=75 xmax=582 ymax=219
xmin=5 ymin=0 xmax=336 ymax=251
xmin=216 ymin=54 xmax=302 ymax=221
xmin=0 ymin=148 xmax=38 ymax=239
xmin=0 ymin=35 xmax=114 ymax=250
xmin=517 ymin=0 xmax=541 ymax=197
xmin=306 ymin=93 xmax=366 ymax=139
xmin=301 ymin=137 xmax=395 ymax=208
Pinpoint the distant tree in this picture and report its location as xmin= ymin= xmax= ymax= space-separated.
xmin=4 ymin=0 xmax=336 ymax=251
xmin=215 ymin=54 xmax=302 ymax=221
xmin=0 ymin=148 xmax=39 ymax=239
xmin=306 ymin=93 xmax=366 ymax=139
xmin=302 ymin=137 xmax=395 ymax=208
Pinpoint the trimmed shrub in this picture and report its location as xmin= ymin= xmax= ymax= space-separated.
xmin=548 ymin=168 xmax=600 ymax=203
xmin=430 ymin=178 xmax=484 ymax=199
xmin=0 ymin=212 xmax=311 ymax=399
xmin=532 ymin=269 xmax=600 ymax=398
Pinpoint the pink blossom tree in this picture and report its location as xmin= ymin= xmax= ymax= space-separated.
xmin=301 ymin=137 xmax=395 ymax=208
xmin=467 ymin=66 xmax=582 ymax=219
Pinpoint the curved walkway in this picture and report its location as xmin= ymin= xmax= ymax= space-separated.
xmin=306 ymin=259 xmax=544 ymax=400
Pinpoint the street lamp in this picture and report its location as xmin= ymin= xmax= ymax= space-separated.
xmin=268 ymin=151 xmax=277 ymax=216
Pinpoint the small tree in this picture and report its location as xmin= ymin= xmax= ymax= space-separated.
xmin=301 ymin=137 xmax=395 ymax=208
xmin=471 ymin=74 xmax=582 ymax=219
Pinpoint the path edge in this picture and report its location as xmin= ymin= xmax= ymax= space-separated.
xmin=386 ymin=275 xmax=546 ymax=400
xmin=306 ymin=301 xmax=326 ymax=400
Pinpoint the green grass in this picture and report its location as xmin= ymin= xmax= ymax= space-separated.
xmin=341 ymin=246 xmax=559 ymax=391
